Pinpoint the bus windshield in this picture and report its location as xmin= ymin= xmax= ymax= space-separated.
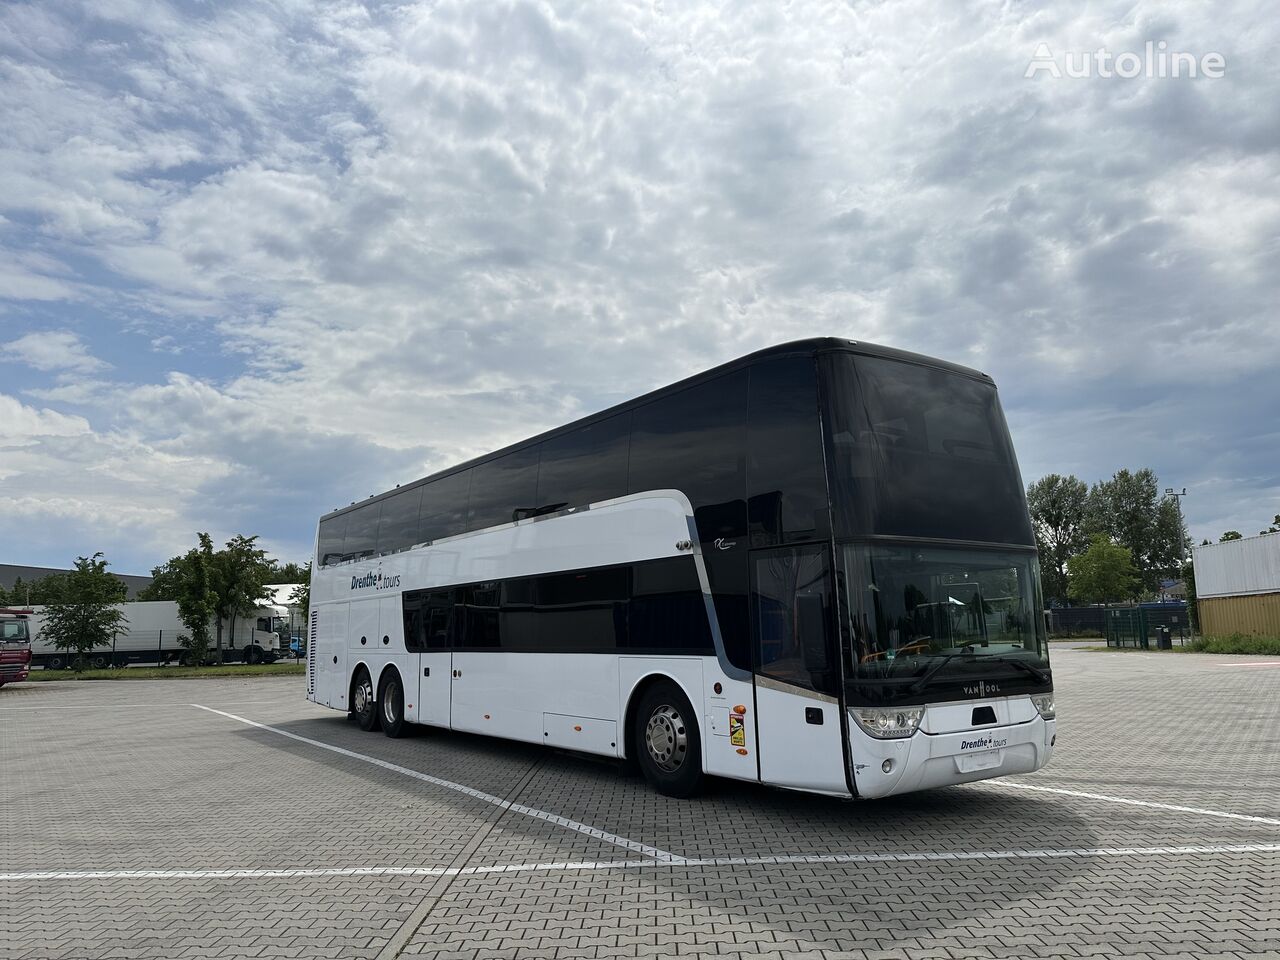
xmin=821 ymin=352 xmax=1034 ymax=545
xmin=843 ymin=542 xmax=1049 ymax=690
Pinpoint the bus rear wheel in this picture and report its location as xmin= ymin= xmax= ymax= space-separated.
xmin=634 ymin=681 xmax=703 ymax=798
xmin=380 ymin=671 xmax=407 ymax=738
xmin=352 ymin=669 xmax=379 ymax=732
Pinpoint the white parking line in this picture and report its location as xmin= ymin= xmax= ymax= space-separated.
xmin=1211 ymin=661 xmax=1280 ymax=667
xmin=190 ymin=704 xmax=683 ymax=863
xmin=995 ymin=781 xmax=1280 ymax=826
xmin=5 ymin=841 xmax=1279 ymax=883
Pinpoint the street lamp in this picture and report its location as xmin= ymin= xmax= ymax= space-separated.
xmin=1164 ymin=485 xmax=1189 ymax=578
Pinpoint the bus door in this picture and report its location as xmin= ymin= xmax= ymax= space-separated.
xmin=749 ymin=545 xmax=849 ymax=794
xmin=411 ymin=589 xmax=453 ymax=727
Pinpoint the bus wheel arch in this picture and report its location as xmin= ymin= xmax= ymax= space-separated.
xmin=378 ymin=666 xmax=408 ymax=738
xmin=624 ymin=674 xmax=704 ymax=798
xmin=350 ymin=664 xmax=379 ymax=732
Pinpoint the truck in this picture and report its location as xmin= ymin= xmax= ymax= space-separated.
xmin=0 ymin=608 xmax=34 ymax=687
xmin=27 ymin=601 xmax=285 ymax=669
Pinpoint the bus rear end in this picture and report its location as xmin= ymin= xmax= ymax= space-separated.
xmin=0 ymin=609 xmax=33 ymax=687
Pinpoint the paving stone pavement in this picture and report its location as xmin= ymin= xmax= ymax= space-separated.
xmin=1 ymin=648 xmax=1277 ymax=960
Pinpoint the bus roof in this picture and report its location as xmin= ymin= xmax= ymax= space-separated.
xmin=320 ymin=338 xmax=991 ymax=523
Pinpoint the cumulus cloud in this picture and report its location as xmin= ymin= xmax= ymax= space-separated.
xmin=4 ymin=330 xmax=108 ymax=374
xmin=0 ymin=0 xmax=1276 ymax=569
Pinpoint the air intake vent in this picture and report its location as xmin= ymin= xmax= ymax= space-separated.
xmin=307 ymin=609 xmax=318 ymax=696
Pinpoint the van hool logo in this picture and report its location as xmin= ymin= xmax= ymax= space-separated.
xmin=960 ymin=736 xmax=1009 ymax=751
xmin=964 ymin=680 xmax=1000 ymax=697
xmin=351 ymin=569 xmax=401 ymax=592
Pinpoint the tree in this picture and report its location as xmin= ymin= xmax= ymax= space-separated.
xmin=288 ymin=562 xmax=311 ymax=627
xmin=208 ymin=534 xmax=274 ymax=664
xmin=1261 ymin=515 xmax=1280 ymax=536
xmin=1084 ymin=469 xmax=1185 ymax=595
xmin=170 ymin=537 xmax=217 ymax=665
xmin=266 ymin=561 xmax=309 ymax=584
xmin=1219 ymin=530 xmax=1243 ymax=542
xmin=1181 ymin=560 xmax=1199 ymax=633
xmin=135 ymin=558 xmax=183 ymax=601
xmin=1067 ymin=535 xmax=1139 ymax=604
xmin=1026 ymin=474 xmax=1089 ymax=602
xmin=38 ymin=554 xmax=127 ymax=670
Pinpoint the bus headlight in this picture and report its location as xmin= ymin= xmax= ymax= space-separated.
xmin=851 ymin=706 xmax=923 ymax=739
xmin=1030 ymin=693 xmax=1055 ymax=720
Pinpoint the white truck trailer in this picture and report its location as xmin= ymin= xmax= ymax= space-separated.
xmin=28 ymin=601 xmax=284 ymax=669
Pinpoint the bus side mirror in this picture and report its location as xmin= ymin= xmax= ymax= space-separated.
xmin=797 ymin=595 xmax=829 ymax=673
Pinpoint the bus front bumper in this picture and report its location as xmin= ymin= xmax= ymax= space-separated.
xmin=850 ymin=713 xmax=1056 ymax=799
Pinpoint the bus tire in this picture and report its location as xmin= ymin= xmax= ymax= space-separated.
xmin=352 ymin=668 xmax=379 ymax=732
xmin=380 ymin=671 xmax=408 ymax=739
xmin=634 ymin=681 xmax=703 ymax=798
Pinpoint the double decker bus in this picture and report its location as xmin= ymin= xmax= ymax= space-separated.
xmin=308 ymin=339 xmax=1055 ymax=798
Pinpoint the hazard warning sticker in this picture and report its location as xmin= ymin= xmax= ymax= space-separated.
xmin=729 ymin=714 xmax=745 ymax=746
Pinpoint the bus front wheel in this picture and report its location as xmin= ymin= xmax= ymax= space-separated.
xmin=352 ymin=669 xmax=379 ymax=732
xmin=634 ymin=681 xmax=703 ymax=798
xmin=380 ymin=671 xmax=408 ymax=739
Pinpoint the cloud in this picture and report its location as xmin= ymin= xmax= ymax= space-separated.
xmin=3 ymin=330 xmax=108 ymax=374
xmin=0 ymin=0 xmax=1276 ymax=569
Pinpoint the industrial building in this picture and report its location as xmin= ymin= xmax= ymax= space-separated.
xmin=1192 ymin=533 xmax=1280 ymax=637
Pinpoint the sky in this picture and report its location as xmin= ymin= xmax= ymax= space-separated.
xmin=1 ymin=0 xmax=1277 ymax=575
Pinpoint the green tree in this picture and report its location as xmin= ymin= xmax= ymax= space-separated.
xmin=135 ymin=558 xmax=183 ymax=601
xmin=208 ymin=534 xmax=274 ymax=663
xmin=1066 ymin=535 xmax=1139 ymax=604
xmin=38 ymin=554 xmax=127 ymax=670
xmin=170 ymin=537 xmax=217 ymax=665
xmin=1219 ymin=530 xmax=1243 ymax=542
xmin=288 ymin=561 xmax=311 ymax=627
xmin=1026 ymin=474 xmax=1089 ymax=602
xmin=266 ymin=561 xmax=309 ymax=584
xmin=1084 ymin=469 xmax=1185 ymax=595
xmin=1181 ymin=560 xmax=1199 ymax=633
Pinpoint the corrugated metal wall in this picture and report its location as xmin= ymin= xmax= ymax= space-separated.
xmin=1192 ymin=534 xmax=1280 ymax=598
xmin=1199 ymin=592 xmax=1280 ymax=637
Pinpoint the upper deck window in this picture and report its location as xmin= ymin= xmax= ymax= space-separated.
xmin=821 ymin=353 xmax=1033 ymax=545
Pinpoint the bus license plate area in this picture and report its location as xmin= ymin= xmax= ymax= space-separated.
xmin=955 ymin=749 xmax=1003 ymax=773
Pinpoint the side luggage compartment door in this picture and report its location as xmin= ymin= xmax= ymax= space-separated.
xmin=314 ymin=602 xmax=350 ymax=710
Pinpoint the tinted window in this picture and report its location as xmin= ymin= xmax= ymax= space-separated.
xmin=629 ymin=557 xmax=714 ymax=652
xmin=628 ymin=370 xmax=748 ymax=529
xmin=535 ymin=412 xmax=630 ymax=512
xmin=375 ymin=487 xmax=423 ymax=555
xmin=752 ymin=545 xmax=837 ymax=694
xmin=467 ymin=447 xmax=540 ymax=532
xmin=822 ymin=354 xmax=1033 ymax=544
xmin=458 ymin=582 xmax=501 ymax=647
xmin=317 ymin=514 xmax=347 ymax=566
xmin=748 ymin=358 xmax=829 ymax=547
xmin=342 ymin=503 xmax=379 ymax=560
xmin=403 ymin=588 xmax=456 ymax=651
xmin=533 ymin=567 xmax=629 ymax=651
xmin=418 ymin=469 xmax=473 ymax=543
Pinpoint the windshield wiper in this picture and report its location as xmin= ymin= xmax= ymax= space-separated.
xmin=908 ymin=653 xmax=969 ymax=693
xmin=982 ymin=656 xmax=1051 ymax=685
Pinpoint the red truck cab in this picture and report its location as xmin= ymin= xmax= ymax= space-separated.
xmin=0 ymin=609 xmax=33 ymax=687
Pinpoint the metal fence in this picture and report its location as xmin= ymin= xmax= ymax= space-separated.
xmin=1048 ymin=603 xmax=1191 ymax=645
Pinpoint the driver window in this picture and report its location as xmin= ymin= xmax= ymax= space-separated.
xmin=751 ymin=546 xmax=837 ymax=695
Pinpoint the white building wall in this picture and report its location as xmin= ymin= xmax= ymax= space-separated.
xmin=1193 ymin=533 xmax=1280 ymax=599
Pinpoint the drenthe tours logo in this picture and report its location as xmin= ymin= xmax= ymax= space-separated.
xmin=351 ymin=568 xmax=401 ymax=592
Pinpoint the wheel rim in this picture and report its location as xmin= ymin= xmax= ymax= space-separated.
xmin=644 ymin=703 xmax=688 ymax=773
xmin=382 ymin=682 xmax=399 ymax=725
xmin=354 ymin=679 xmax=372 ymax=715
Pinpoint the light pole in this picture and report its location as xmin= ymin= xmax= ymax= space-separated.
xmin=1164 ymin=486 xmax=1189 ymax=603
